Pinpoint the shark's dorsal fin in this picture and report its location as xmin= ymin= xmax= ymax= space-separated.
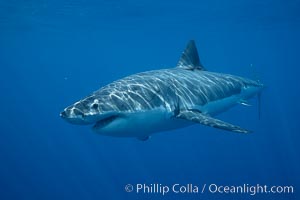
xmin=176 ymin=40 xmax=205 ymax=70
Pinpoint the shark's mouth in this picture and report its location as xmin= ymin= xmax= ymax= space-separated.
xmin=93 ymin=115 xmax=119 ymax=129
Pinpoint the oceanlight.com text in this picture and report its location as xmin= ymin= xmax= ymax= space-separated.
xmin=207 ymin=183 xmax=294 ymax=195
xmin=124 ymin=183 xmax=294 ymax=196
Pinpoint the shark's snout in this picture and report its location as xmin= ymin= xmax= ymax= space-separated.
xmin=60 ymin=108 xmax=84 ymax=118
xmin=60 ymin=110 xmax=67 ymax=118
xmin=60 ymin=107 xmax=88 ymax=125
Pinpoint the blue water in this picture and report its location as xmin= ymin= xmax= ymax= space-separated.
xmin=0 ymin=0 xmax=299 ymax=199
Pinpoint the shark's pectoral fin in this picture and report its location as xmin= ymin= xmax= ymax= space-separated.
xmin=176 ymin=110 xmax=251 ymax=133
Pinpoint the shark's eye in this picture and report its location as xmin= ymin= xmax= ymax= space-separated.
xmin=92 ymin=103 xmax=99 ymax=109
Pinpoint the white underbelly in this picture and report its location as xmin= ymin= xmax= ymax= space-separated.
xmin=92 ymin=108 xmax=191 ymax=138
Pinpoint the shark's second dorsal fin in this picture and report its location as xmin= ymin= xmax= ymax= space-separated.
xmin=176 ymin=40 xmax=205 ymax=70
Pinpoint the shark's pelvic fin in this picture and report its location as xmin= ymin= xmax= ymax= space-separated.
xmin=138 ymin=135 xmax=150 ymax=141
xmin=176 ymin=109 xmax=251 ymax=133
xmin=176 ymin=40 xmax=205 ymax=71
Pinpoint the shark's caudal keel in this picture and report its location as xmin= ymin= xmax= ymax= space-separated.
xmin=60 ymin=40 xmax=264 ymax=140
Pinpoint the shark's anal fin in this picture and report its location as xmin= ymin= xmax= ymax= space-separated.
xmin=176 ymin=110 xmax=251 ymax=133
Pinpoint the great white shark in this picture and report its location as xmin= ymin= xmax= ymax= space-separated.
xmin=60 ymin=40 xmax=263 ymax=140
